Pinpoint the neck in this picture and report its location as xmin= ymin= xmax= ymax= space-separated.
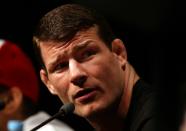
xmin=118 ymin=63 xmax=139 ymax=118
xmin=88 ymin=63 xmax=139 ymax=131
xmin=0 ymin=118 xmax=8 ymax=131
xmin=88 ymin=113 xmax=125 ymax=131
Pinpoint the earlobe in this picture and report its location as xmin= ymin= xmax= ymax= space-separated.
xmin=111 ymin=38 xmax=127 ymax=69
xmin=40 ymin=69 xmax=57 ymax=95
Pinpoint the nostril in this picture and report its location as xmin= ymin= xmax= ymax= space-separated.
xmin=71 ymin=75 xmax=87 ymax=87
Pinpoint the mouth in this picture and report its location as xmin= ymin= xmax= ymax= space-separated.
xmin=74 ymin=88 xmax=97 ymax=103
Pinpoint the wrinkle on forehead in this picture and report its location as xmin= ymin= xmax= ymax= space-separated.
xmin=40 ymin=26 xmax=99 ymax=52
xmin=46 ymin=39 xmax=94 ymax=70
xmin=40 ymin=26 xmax=101 ymax=69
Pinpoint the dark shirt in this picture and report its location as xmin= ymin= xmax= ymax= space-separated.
xmin=125 ymin=79 xmax=158 ymax=131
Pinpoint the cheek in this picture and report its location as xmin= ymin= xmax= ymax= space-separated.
xmin=49 ymin=74 xmax=70 ymax=102
xmin=92 ymin=57 xmax=124 ymax=98
xmin=91 ymin=56 xmax=123 ymax=87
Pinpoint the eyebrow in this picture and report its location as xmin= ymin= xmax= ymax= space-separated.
xmin=47 ymin=54 xmax=65 ymax=72
xmin=47 ymin=40 xmax=93 ymax=71
xmin=72 ymin=41 xmax=90 ymax=53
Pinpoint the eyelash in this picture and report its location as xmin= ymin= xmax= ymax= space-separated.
xmin=54 ymin=62 xmax=69 ymax=72
xmin=81 ymin=50 xmax=96 ymax=58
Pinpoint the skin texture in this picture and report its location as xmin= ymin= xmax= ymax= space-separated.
xmin=39 ymin=26 xmax=139 ymax=131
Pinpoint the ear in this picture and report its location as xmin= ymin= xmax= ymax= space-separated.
xmin=40 ymin=69 xmax=57 ymax=95
xmin=111 ymin=38 xmax=127 ymax=70
xmin=3 ymin=87 xmax=23 ymax=114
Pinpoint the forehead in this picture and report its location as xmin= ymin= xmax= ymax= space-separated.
xmin=39 ymin=26 xmax=105 ymax=65
xmin=40 ymin=26 xmax=101 ymax=50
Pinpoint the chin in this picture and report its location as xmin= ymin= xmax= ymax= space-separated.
xmin=75 ymin=101 xmax=108 ymax=118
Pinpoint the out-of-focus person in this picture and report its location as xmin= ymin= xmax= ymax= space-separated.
xmin=0 ymin=39 xmax=74 ymax=131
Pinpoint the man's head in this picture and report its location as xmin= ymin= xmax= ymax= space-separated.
xmin=33 ymin=4 xmax=116 ymax=70
xmin=0 ymin=39 xmax=39 ymax=130
xmin=33 ymin=4 xmax=129 ymax=121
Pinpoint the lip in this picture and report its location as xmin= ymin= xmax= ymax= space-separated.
xmin=73 ymin=88 xmax=97 ymax=103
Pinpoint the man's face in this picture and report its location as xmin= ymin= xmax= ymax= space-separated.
xmin=40 ymin=27 xmax=127 ymax=118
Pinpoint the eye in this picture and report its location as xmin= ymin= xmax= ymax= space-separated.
xmin=80 ymin=49 xmax=97 ymax=60
xmin=82 ymin=50 xmax=95 ymax=58
xmin=54 ymin=62 xmax=69 ymax=72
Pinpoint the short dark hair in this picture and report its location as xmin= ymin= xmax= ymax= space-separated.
xmin=33 ymin=4 xmax=115 ymax=70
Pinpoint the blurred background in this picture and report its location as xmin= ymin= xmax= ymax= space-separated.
xmin=0 ymin=0 xmax=186 ymax=130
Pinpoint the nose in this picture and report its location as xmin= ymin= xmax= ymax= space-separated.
xmin=69 ymin=59 xmax=87 ymax=87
